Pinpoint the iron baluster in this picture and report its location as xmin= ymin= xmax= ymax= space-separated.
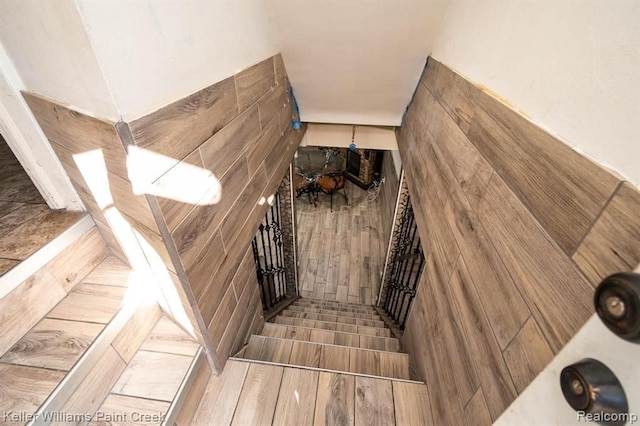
xmin=252 ymin=239 xmax=268 ymax=310
xmin=251 ymin=191 xmax=289 ymax=311
xmin=400 ymin=243 xmax=424 ymax=328
xmin=384 ymin=197 xmax=409 ymax=312
xmin=395 ymin=218 xmax=419 ymax=323
xmin=381 ymin=193 xmax=424 ymax=329
xmin=391 ymin=210 xmax=417 ymax=317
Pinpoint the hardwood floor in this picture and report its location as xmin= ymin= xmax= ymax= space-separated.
xmin=296 ymin=181 xmax=387 ymax=305
xmin=0 ymin=136 xmax=83 ymax=275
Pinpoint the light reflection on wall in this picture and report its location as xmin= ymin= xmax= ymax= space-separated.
xmin=126 ymin=145 xmax=221 ymax=206
xmin=72 ymin=147 xmax=226 ymax=339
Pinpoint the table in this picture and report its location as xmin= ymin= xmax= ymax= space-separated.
xmin=295 ymin=147 xmax=344 ymax=178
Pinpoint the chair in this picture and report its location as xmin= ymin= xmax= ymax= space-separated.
xmin=294 ymin=172 xmax=319 ymax=206
xmin=316 ymin=171 xmax=348 ymax=211
xmin=293 ymin=172 xmax=307 ymax=197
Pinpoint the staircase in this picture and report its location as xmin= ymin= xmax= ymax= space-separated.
xmin=239 ymin=299 xmax=408 ymax=379
xmin=186 ymin=297 xmax=433 ymax=425
xmin=0 ymin=223 xmax=202 ymax=425
xmin=0 ymin=222 xmax=432 ymax=424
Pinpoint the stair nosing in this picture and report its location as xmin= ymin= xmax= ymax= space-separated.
xmin=0 ymin=215 xmax=93 ymax=300
xmin=228 ymin=357 xmax=424 ymax=385
xmin=249 ymin=334 xmax=408 ymax=357
xmin=263 ymin=322 xmax=401 ymax=344
xmin=28 ymin=295 xmax=141 ymax=426
xmin=163 ymin=346 xmax=205 ymax=425
xmin=281 ymin=310 xmax=386 ymax=327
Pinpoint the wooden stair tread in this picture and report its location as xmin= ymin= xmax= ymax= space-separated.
xmin=298 ymin=297 xmax=377 ymax=308
xmin=0 ymin=318 xmax=104 ymax=371
xmin=81 ymin=256 xmax=131 ymax=287
xmin=192 ymin=361 xmax=430 ymax=424
xmin=262 ymin=323 xmax=401 ymax=352
xmin=292 ymin=300 xmax=379 ymax=313
xmin=295 ymin=299 xmax=378 ymax=313
xmin=112 ymin=350 xmax=194 ymax=402
xmin=0 ymin=262 xmax=131 ymax=412
xmin=192 ymin=358 xmax=249 ymax=425
xmin=239 ymin=335 xmax=410 ymax=380
xmin=280 ymin=309 xmax=386 ymax=328
xmin=139 ymin=317 xmax=200 ymax=357
xmin=47 ymin=283 xmax=126 ymax=324
xmin=274 ymin=316 xmax=392 ymax=337
xmin=0 ymin=253 xmax=168 ymax=423
xmin=92 ymin=314 xmax=201 ymax=424
xmin=96 ymin=394 xmax=170 ymax=423
xmin=286 ymin=304 xmax=382 ymax=320
xmin=0 ymin=363 xmax=65 ymax=413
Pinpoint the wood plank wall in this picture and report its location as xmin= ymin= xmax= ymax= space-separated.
xmin=23 ymin=54 xmax=305 ymax=372
xmin=397 ymin=57 xmax=640 ymax=424
xmin=22 ymin=93 xmax=133 ymax=264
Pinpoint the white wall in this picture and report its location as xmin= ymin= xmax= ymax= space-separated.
xmin=0 ymin=42 xmax=83 ymax=210
xmin=0 ymin=0 xmax=118 ymax=120
xmin=269 ymin=0 xmax=451 ymax=126
xmin=390 ymin=150 xmax=402 ymax=177
xmin=0 ymin=0 xmax=279 ymax=122
xmin=76 ymin=0 xmax=279 ymax=120
xmin=431 ymin=0 xmax=640 ymax=185
xmin=496 ymin=313 xmax=640 ymax=425
xmin=0 ymin=0 xmax=280 ymax=208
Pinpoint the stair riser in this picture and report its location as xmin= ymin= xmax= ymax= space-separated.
xmin=241 ymin=335 xmax=410 ymax=380
xmin=281 ymin=310 xmax=385 ymax=328
xmin=295 ymin=300 xmax=378 ymax=313
xmin=274 ymin=317 xmax=391 ymax=338
xmin=287 ymin=305 xmax=381 ymax=320
xmin=262 ymin=323 xmax=400 ymax=352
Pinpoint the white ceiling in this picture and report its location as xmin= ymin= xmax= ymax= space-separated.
xmin=268 ymin=0 xmax=451 ymax=126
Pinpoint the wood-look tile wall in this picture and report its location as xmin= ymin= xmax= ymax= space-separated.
xmin=397 ymin=57 xmax=640 ymax=424
xmin=24 ymin=54 xmax=303 ymax=373
xmin=0 ymin=227 xmax=108 ymax=356
xmin=22 ymin=93 xmax=134 ymax=264
xmin=124 ymin=54 xmax=302 ymax=370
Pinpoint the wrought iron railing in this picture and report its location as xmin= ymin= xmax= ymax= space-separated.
xmin=251 ymin=193 xmax=288 ymax=311
xmin=382 ymin=192 xmax=424 ymax=329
